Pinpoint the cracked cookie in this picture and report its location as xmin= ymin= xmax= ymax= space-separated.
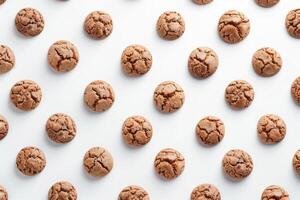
xmin=261 ymin=185 xmax=289 ymax=200
xmin=153 ymin=81 xmax=185 ymax=113
xmin=286 ymin=9 xmax=300 ymax=38
xmin=84 ymin=80 xmax=115 ymax=112
xmin=192 ymin=0 xmax=213 ymax=5
xmin=156 ymin=11 xmax=185 ymax=40
xmin=121 ymin=45 xmax=152 ymax=77
xmin=188 ymin=47 xmax=218 ymax=78
xmin=257 ymin=114 xmax=286 ymax=144
xmin=225 ymin=80 xmax=254 ymax=109
xmin=15 ymin=8 xmax=44 ymax=37
xmin=48 ymin=40 xmax=79 ymax=72
xmin=191 ymin=184 xmax=221 ymax=200
xmin=118 ymin=185 xmax=150 ymax=200
xmin=46 ymin=113 xmax=77 ymax=144
xmin=10 ymin=80 xmax=42 ymax=111
xmin=84 ymin=11 xmax=113 ymax=40
xmin=0 ymin=115 xmax=8 ymax=140
xmin=122 ymin=116 xmax=152 ymax=147
xmin=154 ymin=148 xmax=185 ymax=180
xmin=196 ymin=116 xmax=224 ymax=146
xmin=292 ymin=149 xmax=300 ymax=175
xmin=0 ymin=186 xmax=8 ymax=200
xmin=222 ymin=149 xmax=253 ymax=180
xmin=48 ymin=181 xmax=77 ymax=200
xmin=291 ymin=76 xmax=300 ymax=104
xmin=255 ymin=0 xmax=279 ymax=7
xmin=0 ymin=45 xmax=15 ymax=74
xmin=83 ymin=147 xmax=113 ymax=177
xmin=16 ymin=146 xmax=46 ymax=176
xmin=218 ymin=10 xmax=250 ymax=44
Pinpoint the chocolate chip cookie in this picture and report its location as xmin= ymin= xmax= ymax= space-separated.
xmin=118 ymin=185 xmax=149 ymax=200
xmin=0 ymin=115 xmax=9 ymax=140
xmin=292 ymin=149 xmax=300 ymax=175
xmin=0 ymin=45 xmax=15 ymax=74
xmin=291 ymin=76 xmax=300 ymax=104
xmin=191 ymin=184 xmax=221 ymax=200
xmin=48 ymin=181 xmax=77 ymax=200
xmin=192 ymin=0 xmax=213 ymax=5
xmin=84 ymin=11 xmax=113 ymax=39
xmin=0 ymin=186 xmax=8 ymax=200
xmin=286 ymin=9 xmax=300 ymax=38
xmin=261 ymin=185 xmax=289 ymax=200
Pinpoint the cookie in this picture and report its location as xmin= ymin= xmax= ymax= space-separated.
xmin=191 ymin=184 xmax=221 ymax=200
xmin=0 ymin=0 xmax=5 ymax=5
xmin=218 ymin=10 xmax=250 ymax=44
xmin=48 ymin=181 xmax=77 ymax=200
xmin=10 ymin=80 xmax=42 ymax=111
xmin=156 ymin=11 xmax=185 ymax=40
xmin=222 ymin=149 xmax=253 ymax=180
xmin=255 ymin=0 xmax=279 ymax=7
xmin=196 ymin=116 xmax=225 ymax=145
xmin=292 ymin=149 xmax=300 ymax=175
xmin=154 ymin=148 xmax=185 ymax=180
xmin=84 ymin=80 xmax=115 ymax=112
xmin=122 ymin=116 xmax=152 ymax=147
xmin=286 ymin=9 xmax=300 ymax=38
xmin=0 ymin=116 xmax=8 ymax=141
xmin=188 ymin=47 xmax=218 ymax=78
xmin=225 ymin=80 xmax=254 ymax=109
xmin=0 ymin=45 xmax=15 ymax=74
xmin=118 ymin=185 xmax=149 ymax=200
xmin=291 ymin=76 xmax=300 ymax=104
xmin=46 ymin=113 xmax=77 ymax=144
xmin=16 ymin=146 xmax=46 ymax=176
xmin=261 ymin=185 xmax=289 ymax=200
xmin=48 ymin=40 xmax=79 ymax=72
xmin=257 ymin=114 xmax=286 ymax=144
xmin=153 ymin=81 xmax=185 ymax=113
xmin=192 ymin=0 xmax=213 ymax=5
xmin=15 ymin=8 xmax=44 ymax=37
xmin=84 ymin=11 xmax=113 ymax=40
xmin=0 ymin=185 xmax=8 ymax=200
xmin=83 ymin=147 xmax=113 ymax=177
xmin=121 ymin=45 xmax=152 ymax=77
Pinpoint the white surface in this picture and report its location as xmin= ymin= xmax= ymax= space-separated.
xmin=0 ymin=0 xmax=300 ymax=199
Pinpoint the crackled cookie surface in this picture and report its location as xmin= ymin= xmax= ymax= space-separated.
xmin=291 ymin=76 xmax=300 ymax=104
xmin=192 ymin=0 xmax=213 ymax=5
xmin=191 ymin=184 xmax=221 ymax=200
xmin=196 ymin=116 xmax=224 ymax=145
xmin=84 ymin=11 xmax=113 ymax=39
xmin=293 ymin=149 xmax=300 ymax=175
xmin=0 ymin=185 xmax=8 ymax=200
xmin=286 ymin=9 xmax=300 ymax=38
xmin=256 ymin=0 xmax=279 ymax=7
xmin=0 ymin=115 xmax=9 ymax=140
xmin=48 ymin=181 xmax=77 ymax=200
xmin=0 ymin=45 xmax=15 ymax=74
xmin=118 ymin=185 xmax=150 ymax=200
xmin=261 ymin=185 xmax=289 ymax=200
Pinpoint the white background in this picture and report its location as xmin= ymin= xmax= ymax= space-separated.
xmin=0 ymin=0 xmax=300 ymax=199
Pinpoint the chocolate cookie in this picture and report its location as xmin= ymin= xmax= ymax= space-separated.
xmin=84 ymin=11 xmax=113 ymax=40
xmin=196 ymin=116 xmax=225 ymax=146
xmin=16 ymin=146 xmax=46 ymax=176
xmin=191 ymin=184 xmax=221 ymax=200
xmin=292 ymin=149 xmax=300 ymax=175
xmin=154 ymin=148 xmax=185 ymax=180
xmin=0 ymin=0 xmax=5 ymax=5
xmin=156 ymin=11 xmax=185 ymax=40
xmin=192 ymin=0 xmax=213 ymax=5
xmin=291 ymin=76 xmax=300 ymax=104
xmin=222 ymin=149 xmax=253 ymax=180
xmin=188 ymin=47 xmax=218 ymax=78
xmin=218 ymin=10 xmax=250 ymax=44
xmin=286 ymin=9 xmax=300 ymax=38
xmin=0 ymin=186 xmax=8 ymax=200
xmin=10 ymin=80 xmax=42 ymax=111
xmin=255 ymin=0 xmax=279 ymax=7
xmin=122 ymin=116 xmax=152 ymax=147
xmin=15 ymin=8 xmax=44 ymax=37
xmin=0 ymin=115 xmax=8 ymax=140
xmin=0 ymin=45 xmax=15 ymax=74
xmin=261 ymin=185 xmax=289 ymax=200
xmin=46 ymin=113 xmax=77 ymax=144
xmin=118 ymin=185 xmax=149 ymax=200
xmin=225 ymin=80 xmax=254 ymax=109
xmin=84 ymin=80 xmax=115 ymax=112
xmin=121 ymin=45 xmax=152 ymax=77
xmin=153 ymin=81 xmax=185 ymax=113
xmin=83 ymin=147 xmax=113 ymax=177
xmin=48 ymin=181 xmax=77 ymax=200
xmin=48 ymin=40 xmax=79 ymax=72
xmin=257 ymin=114 xmax=286 ymax=144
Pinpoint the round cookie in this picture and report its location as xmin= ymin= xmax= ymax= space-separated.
xmin=255 ymin=0 xmax=279 ymax=7
xmin=222 ymin=149 xmax=253 ymax=180
xmin=48 ymin=40 xmax=79 ymax=72
xmin=291 ymin=76 xmax=300 ymax=104
xmin=225 ymin=80 xmax=254 ymax=109
xmin=292 ymin=149 xmax=300 ymax=175
xmin=192 ymin=0 xmax=213 ymax=5
xmin=153 ymin=81 xmax=185 ymax=113
xmin=48 ymin=181 xmax=77 ymax=200
xmin=121 ymin=45 xmax=152 ymax=77
xmin=46 ymin=113 xmax=77 ymax=144
xmin=0 ymin=115 xmax=9 ymax=140
xmin=84 ymin=80 xmax=115 ymax=112
xmin=10 ymin=80 xmax=42 ymax=111
xmin=191 ymin=184 xmax=221 ymax=200
xmin=218 ymin=10 xmax=250 ymax=44
xmin=84 ymin=11 xmax=113 ymax=40
xmin=122 ymin=116 xmax=153 ymax=147
xmin=188 ymin=47 xmax=218 ymax=78
xmin=0 ymin=45 xmax=15 ymax=74
xmin=83 ymin=147 xmax=113 ymax=177
xmin=15 ymin=8 xmax=44 ymax=37
xmin=257 ymin=114 xmax=286 ymax=144
xmin=118 ymin=185 xmax=149 ymax=200
xmin=286 ymin=9 xmax=300 ymax=38
xmin=154 ymin=148 xmax=185 ymax=180
xmin=196 ymin=116 xmax=225 ymax=145
xmin=156 ymin=11 xmax=185 ymax=40
xmin=261 ymin=185 xmax=289 ymax=200
xmin=16 ymin=146 xmax=46 ymax=176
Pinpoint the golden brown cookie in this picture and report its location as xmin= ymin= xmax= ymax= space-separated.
xmin=291 ymin=76 xmax=300 ymax=104
xmin=292 ymin=149 xmax=300 ymax=175
xmin=10 ymin=80 xmax=42 ymax=111
xmin=48 ymin=181 xmax=77 ymax=200
xmin=191 ymin=184 xmax=221 ymax=200
xmin=0 ymin=45 xmax=15 ymax=74
xmin=0 ymin=115 xmax=9 ymax=140
xmin=261 ymin=185 xmax=289 ymax=200
xmin=0 ymin=186 xmax=8 ymax=200
xmin=218 ymin=10 xmax=250 ymax=44
xmin=118 ymin=185 xmax=150 ymax=200
xmin=255 ymin=0 xmax=279 ymax=7
xmin=286 ymin=9 xmax=300 ymax=38
xmin=192 ymin=0 xmax=213 ymax=5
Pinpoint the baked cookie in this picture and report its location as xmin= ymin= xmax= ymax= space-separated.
xmin=191 ymin=184 xmax=221 ymax=200
xmin=286 ymin=9 xmax=300 ymax=38
xmin=0 ymin=115 xmax=9 ymax=140
xmin=291 ymin=76 xmax=300 ymax=104
xmin=255 ymin=0 xmax=279 ymax=7
xmin=118 ymin=185 xmax=149 ymax=200
xmin=0 ymin=186 xmax=8 ymax=200
xmin=84 ymin=11 xmax=113 ymax=39
xmin=192 ymin=0 xmax=213 ymax=5
xmin=48 ymin=181 xmax=77 ymax=200
xmin=261 ymin=185 xmax=289 ymax=200
xmin=0 ymin=45 xmax=15 ymax=74
xmin=292 ymin=149 xmax=300 ymax=175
